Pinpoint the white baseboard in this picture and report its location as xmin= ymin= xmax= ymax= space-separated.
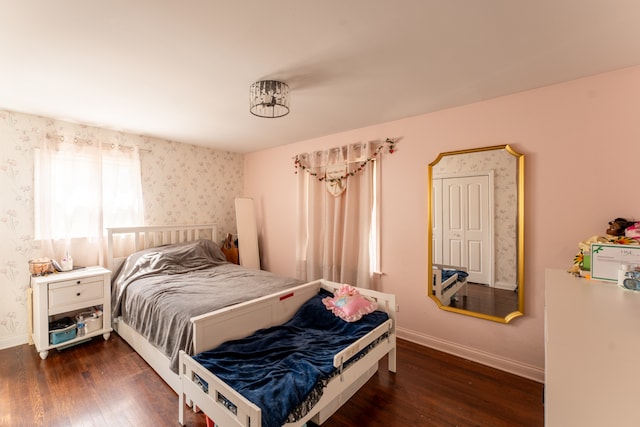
xmin=0 ymin=334 xmax=29 ymax=351
xmin=396 ymin=327 xmax=544 ymax=383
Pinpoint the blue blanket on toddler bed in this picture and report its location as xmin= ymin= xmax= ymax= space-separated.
xmin=441 ymin=269 xmax=468 ymax=282
xmin=192 ymin=289 xmax=389 ymax=427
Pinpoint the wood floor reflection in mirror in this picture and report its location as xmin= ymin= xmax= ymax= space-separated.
xmin=448 ymin=282 xmax=520 ymax=319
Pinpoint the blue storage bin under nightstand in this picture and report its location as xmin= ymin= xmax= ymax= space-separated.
xmin=49 ymin=317 xmax=76 ymax=344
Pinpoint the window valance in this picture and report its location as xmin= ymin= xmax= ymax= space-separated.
xmin=294 ymin=138 xmax=396 ymax=188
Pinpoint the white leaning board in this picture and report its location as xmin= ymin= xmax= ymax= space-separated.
xmin=235 ymin=197 xmax=260 ymax=270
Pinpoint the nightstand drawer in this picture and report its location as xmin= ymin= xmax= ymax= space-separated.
xmin=48 ymin=279 xmax=104 ymax=311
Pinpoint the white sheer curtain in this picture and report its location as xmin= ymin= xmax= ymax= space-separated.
xmin=295 ymin=142 xmax=380 ymax=289
xmin=35 ymin=135 xmax=144 ymax=266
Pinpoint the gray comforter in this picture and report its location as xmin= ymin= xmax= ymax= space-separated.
xmin=111 ymin=239 xmax=303 ymax=372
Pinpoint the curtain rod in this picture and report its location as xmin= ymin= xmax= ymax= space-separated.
xmin=45 ymin=133 xmax=152 ymax=153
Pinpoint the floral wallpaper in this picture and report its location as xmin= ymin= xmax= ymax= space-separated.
xmin=0 ymin=109 xmax=243 ymax=349
xmin=433 ymin=147 xmax=519 ymax=289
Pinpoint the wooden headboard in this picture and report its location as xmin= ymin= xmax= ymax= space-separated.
xmin=106 ymin=224 xmax=218 ymax=272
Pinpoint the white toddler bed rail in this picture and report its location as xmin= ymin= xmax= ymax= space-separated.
xmin=433 ymin=263 xmax=468 ymax=306
xmin=178 ymin=279 xmax=397 ymax=427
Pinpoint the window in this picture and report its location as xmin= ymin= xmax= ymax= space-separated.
xmin=35 ymin=137 xmax=143 ymax=242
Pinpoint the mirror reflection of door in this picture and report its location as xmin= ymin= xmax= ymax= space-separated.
xmin=433 ymin=172 xmax=494 ymax=286
xmin=427 ymin=145 xmax=524 ymax=323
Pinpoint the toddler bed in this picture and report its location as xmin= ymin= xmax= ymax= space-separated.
xmin=432 ymin=263 xmax=469 ymax=306
xmin=178 ymin=279 xmax=397 ymax=427
xmin=107 ymin=224 xmax=303 ymax=393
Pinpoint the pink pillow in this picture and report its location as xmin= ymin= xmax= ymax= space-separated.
xmin=322 ymin=284 xmax=377 ymax=322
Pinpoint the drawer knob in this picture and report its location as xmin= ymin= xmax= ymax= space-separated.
xmin=76 ymin=292 xmax=81 ymax=296
xmin=76 ymin=280 xmax=81 ymax=284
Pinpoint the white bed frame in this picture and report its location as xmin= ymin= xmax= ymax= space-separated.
xmin=107 ymin=224 xmax=218 ymax=393
xmin=178 ymin=279 xmax=397 ymax=427
xmin=432 ymin=263 xmax=468 ymax=306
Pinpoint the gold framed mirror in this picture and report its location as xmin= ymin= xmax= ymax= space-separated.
xmin=427 ymin=144 xmax=524 ymax=323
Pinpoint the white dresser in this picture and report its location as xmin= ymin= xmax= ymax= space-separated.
xmin=545 ymin=268 xmax=640 ymax=426
xmin=30 ymin=266 xmax=112 ymax=359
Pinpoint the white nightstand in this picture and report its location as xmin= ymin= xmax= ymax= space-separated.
xmin=30 ymin=266 xmax=112 ymax=359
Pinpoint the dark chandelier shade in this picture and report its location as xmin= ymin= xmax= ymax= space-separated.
xmin=249 ymin=80 xmax=290 ymax=118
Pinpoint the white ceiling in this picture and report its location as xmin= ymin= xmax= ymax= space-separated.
xmin=2 ymin=1 xmax=640 ymax=153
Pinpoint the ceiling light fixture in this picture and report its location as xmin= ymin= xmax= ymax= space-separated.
xmin=249 ymin=80 xmax=290 ymax=118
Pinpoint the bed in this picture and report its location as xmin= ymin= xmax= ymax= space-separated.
xmin=107 ymin=224 xmax=304 ymax=393
xmin=178 ymin=279 xmax=397 ymax=427
xmin=432 ymin=263 xmax=469 ymax=306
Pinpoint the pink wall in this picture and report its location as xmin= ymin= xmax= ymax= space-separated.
xmin=244 ymin=66 xmax=640 ymax=381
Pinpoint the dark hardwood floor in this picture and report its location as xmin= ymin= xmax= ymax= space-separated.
xmin=0 ymin=334 xmax=543 ymax=427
